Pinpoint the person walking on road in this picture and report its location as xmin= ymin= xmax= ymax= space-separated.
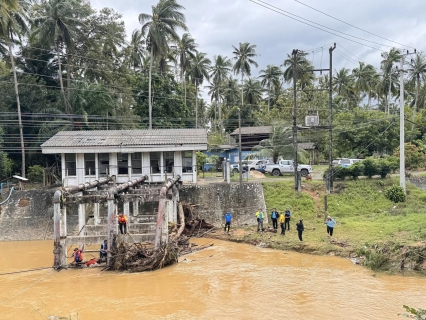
xmin=279 ymin=211 xmax=285 ymax=235
xmin=256 ymin=209 xmax=264 ymax=232
xmin=284 ymin=207 xmax=292 ymax=231
xmin=224 ymin=211 xmax=232 ymax=232
xmin=326 ymin=216 xmax=336 ymax=236
xmin=271 ymin=208 xmax=279 ymax=231
xmin=296 ymin=219 xmax=304 ymax=241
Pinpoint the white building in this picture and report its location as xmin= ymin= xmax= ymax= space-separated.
xmin=41 ymin=129 xmax=208 ymax=185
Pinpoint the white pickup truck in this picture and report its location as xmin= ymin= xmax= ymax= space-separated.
xmin=265 ymin=160 xmax=313 ymax=177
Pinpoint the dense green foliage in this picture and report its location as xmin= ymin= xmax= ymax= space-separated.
xmin=385 ymin=185 xmax=406 ymax=203
xmin=2 ymin=0 xmax=426 ymax=176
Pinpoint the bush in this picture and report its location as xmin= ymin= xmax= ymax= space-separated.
xmin=335 ymin=166 xmax=350 ymax=180
xmin=384 ymin=156 xmax=399 ymax=173
xmin=28 ymin=165 xmax=44 ymax=183
xmin=385 ymin=185 xmax=406 ymax=203
xmin=348 ymin=162 xmax=364 ymax=179
xmin=377 ymin=159 xmax=391 ymax=178
xmin=363 ymin=158 xmax=377 ymax=178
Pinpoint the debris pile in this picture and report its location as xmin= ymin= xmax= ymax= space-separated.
xmin=108 ymin=202 xmax=214 ymax=272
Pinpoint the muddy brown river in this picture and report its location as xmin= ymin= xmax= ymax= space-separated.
xmin=0 ymin=239 xmax=425 ymax=319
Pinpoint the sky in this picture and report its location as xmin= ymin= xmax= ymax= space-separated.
xmin=90 ymin=0 xmax=426 ymax=87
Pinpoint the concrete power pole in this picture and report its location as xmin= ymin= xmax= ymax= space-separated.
xmin=238 ymin=107 xmax=242 ymax=188
xmin=327 ymin=44 xmax=336 ymax=194
xmin=399 ymin=49 xmax=416 ymax=194
xmin=292 ymin=49 xmax=299 ymax=191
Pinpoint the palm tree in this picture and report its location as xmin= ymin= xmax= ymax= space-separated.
xmin=175 ymin=33 xmax=197 ymax=107
xmin=210 ymin=55 xmax=232 ymax=133
xmin=333 ymin=68 xmax=354 ymax=96
xmin=223 ymin=76 xmax=239 ymax=108
xmin=352 ymin=62 xmax=376 ymax=107
xmin=407 ymin=53 xmax=426 ymax=129
xmin=282 ymin=52 xmax=313 ymax=88
xmin=259 ymin=65 xmax=282 ymax=111
xmin=32 ymin=0 xmax=90 ymax=113
xmin=0 ymin=0 xmax=29 ymax=177
xmin=381 ymin=48 xmax=401 ymax=114
xmin=243 ymin=77 xmax=263 ymax=112
xmin=139 ymin=0 xmax=187 ymax=129
xmin=189 ymin=52 xmax=210 ymax=128
xmin=126 ymin=29 xmax=145 ymax=71
xmin=252 ymin=124 xmax=309 ymax=164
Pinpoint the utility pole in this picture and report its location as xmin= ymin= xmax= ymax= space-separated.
xmin=292 ymin=49 xmax=299 ymax=191
xmin=238 ymin=107 xmax=242 ymax=188
xmin=399 ymin=49 xmax=416 ymax=194
xmin=327 ymin=43 xmax=336 ymax=194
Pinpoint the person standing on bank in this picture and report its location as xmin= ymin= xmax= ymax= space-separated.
xmin=99 ymin=240 xmax=107 ymax=262
xmin=284 ymin=207 xmax=292 ymax=231
xmin=279 ymin=211 xmax=285 ymax=235
xmin=296 ymin=219 xmax=304 ymax=241
xmin=224 ymin=211 xmax=232 ymax=232
xmin=117 ymin=212 xmax=127 ymax=234
xmin=256 ymin=209 xmax=264 ymax=232
xmin=271 ymin=208 xmax=279 ymax=231
xmin=326 ymin=216 xmax=336 ymax=236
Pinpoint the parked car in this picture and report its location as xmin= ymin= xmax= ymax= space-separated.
xmin=230 ymin=161 xmax=248 ymax=173
xmin=336 ymin=158 xmax=363 ymax=168
xmin=242 ymin=159 xmax=273 ymax=172
xmin=265 ymin=160 xmax=313 ymax=177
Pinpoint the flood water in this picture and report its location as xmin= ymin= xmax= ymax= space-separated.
xmin=0 ymin=239 xmax=425 ymax=320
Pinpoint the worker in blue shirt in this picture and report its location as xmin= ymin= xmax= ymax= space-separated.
xmin=224 ymin=211 xmax=233 ymax=232
xmin=284 ymin=207 xmax=292 ymax=231
xmin=326 ymin=216 xmax=336 ymax=236
xmin=271 ymin=208 xmax=279 ymax=231
xmin=99 ymin=239 xmax=107 ymax=262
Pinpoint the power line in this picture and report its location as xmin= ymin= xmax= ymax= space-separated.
xmin=249 ymin=0 xmax=386 ymax=52
xmin=294 ymin=0 xmax=416 ymax=49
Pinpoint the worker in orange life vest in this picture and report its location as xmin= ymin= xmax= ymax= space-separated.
xmin=117 ymin=212 xmax=127 ymax=234
xmin=70 ymin=247 xmax=83 ymax=264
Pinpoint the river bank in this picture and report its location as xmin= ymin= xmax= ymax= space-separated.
xmin=210 ymin=178 xmax=426 ymax=275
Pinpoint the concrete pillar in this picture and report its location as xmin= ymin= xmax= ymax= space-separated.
xmin=162 ymin=200 xmax=170 ymax=244
xmin=124 ymin=201 xmax=130 ymax=231
xmin=107 ymin=194 xmax=117 ymax=266
xmin=78 ymin=203 xmax=86 ymax=234
xmin=53 ymin=191 xmax=66 ymax=268
xmin=94 ymin=203 xmax=100 ymax=226
xmin=192 ymin=150 xmax=197 ymax=183
xmin=133 ymin=201 xmax=139 ymax=217
xmin=60 ymin=207 xmax=67 ymax=237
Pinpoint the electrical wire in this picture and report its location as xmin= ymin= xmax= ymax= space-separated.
xmin=294 ymin=0 xmax=416 ymax=49
xmin=249 ymin=0 xmax=386 ymax=52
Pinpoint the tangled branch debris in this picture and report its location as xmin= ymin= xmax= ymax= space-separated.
xmin=108 ymin=202 xmax=214 ymax=272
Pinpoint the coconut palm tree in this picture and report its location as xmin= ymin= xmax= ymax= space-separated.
xmin=223 ymin=76 xmax=239 ymax=108
xmin=333 ymin=68 xmax=354 ymax=96
xmin=210 ymin=55 xmax=232 ymax=133
xmin=32 ymin=0 xmax=90 ymax=113
xmin=259 ymin=64 xmax=282 ymax=111
xmin=407 ymin=53 xmax=426 ymax=129
xmin=352 ymin=62 xmax=376 ymax=108
xmin=381 ymin=48 xmax=401 ymax=114
xmin=282 ymin=52 xmax=313 ymax=89
xmin=232 ymin=42 xmax=258 ymax=115
xmin=0 ymin=0 xmax=29 ymax=177
xmin=189 ymin=52 xmax=210 ymax=128
xmin=175 ymin=32 xmax=197 ymax=107
xmin=139 ymin=0 xmax=187 ymax=129
xmin=243 ymin=77 xmax=263 ymax=112
xmin=126 ymin=29 xmax=145 ymax=71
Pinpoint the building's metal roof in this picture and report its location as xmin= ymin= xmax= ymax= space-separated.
xmin=41 ymin=129 xmax=208 ymax=148
xmin=299 ymin=142 xmax=317 ymax=150
xmin=230 ymin=126 xmax=272 ymax=136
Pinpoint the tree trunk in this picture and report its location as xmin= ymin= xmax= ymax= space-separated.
xmin=9 ymin=41 xmax=25 ymax=178
xmin=388 ymin=72 xmax=391 ymax=115
xmin=218 ymin=87 xmax=222 ymax=135
xmin=268 ymin=81 xmax=271 ymax=112
xmin=149 ymin=46 xmax=153 ymax=129
xmin=56 ymin=44 xmax=68 ymax=113
xmin=412 ymin=75 xmax=419 ymax=131
xmin=66 ymin=52 xmax=72 ymax=103
xmin=183 ymin=69 xmax=187 ymax=108
xmin=195 ymin=83 xmax=198 ymax=129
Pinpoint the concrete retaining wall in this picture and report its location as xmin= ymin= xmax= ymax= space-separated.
xmin=0 ymin=183 xmax=266 ymax=241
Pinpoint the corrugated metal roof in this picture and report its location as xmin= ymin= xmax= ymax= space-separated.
xmin=230 ymin=126 xmax=272 ymax=136
xmin=299 ymin=142 xmax=317 ymax=150
xmin=41 ymin=129 xmax=208 ymax=148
